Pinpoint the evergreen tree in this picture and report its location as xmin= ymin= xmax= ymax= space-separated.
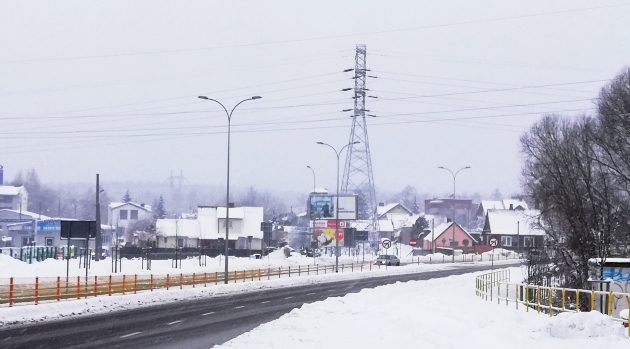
xmin=122 ymin=189 xmax=131 ymax=203
xmin=154 ymin=195 xmax=166 ymax=219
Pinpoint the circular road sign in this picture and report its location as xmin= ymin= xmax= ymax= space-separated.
xmin=489 ymin=238 xmax=498 ymax=247
xmin=382 ymin=239 xmax=392 ymax=249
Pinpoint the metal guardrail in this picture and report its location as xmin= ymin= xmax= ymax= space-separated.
xmin=475 ymin=269 xmax=630 ymax=336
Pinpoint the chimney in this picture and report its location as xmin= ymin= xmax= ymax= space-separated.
xmin=378 ymin=202 xmax=385 ymax=206
xmin=141 ymin=203 xmax=145 ymax=207
xmin=0 ymin=164 xmax=3 ymax=185
xmin=509 ymin=204 xmax=514 ymax=210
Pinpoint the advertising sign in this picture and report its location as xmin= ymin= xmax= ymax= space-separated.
xmin=308 ymin=194 xmax=357 ymax=220
xmin=314 ymin=228 xmax=344 ymax=247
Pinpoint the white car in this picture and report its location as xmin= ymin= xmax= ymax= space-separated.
xmin=375 ymin=254 xmax=400 ymax=266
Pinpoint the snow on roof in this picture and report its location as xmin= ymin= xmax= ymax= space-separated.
xmin=502 ymin=199 xmax=529 ymax=210
xmin=485 ymin=209 xmax=544 ymax=236
xmin=0 ymin=209 xmax=50 ymax=220
xmin=108 ymin=201 xmax=152 ymax=212
xmin=423 ymin=221 xmax=476 ymax=242
xmin=377 ymin=203 xmax=413 ymax=217
xmin=156 ymin=219 xmax=200 ymax=238
xmin=0 ymin=185 xmax=24 ymax=196
xmin=480 ymin=200 xmax=504 ymax=212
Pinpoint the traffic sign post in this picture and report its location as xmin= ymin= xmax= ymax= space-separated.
xmin=381 ymin=239 xmax=391 ymax=268
xmin=489 ymin=238 xmax=498 ymax=270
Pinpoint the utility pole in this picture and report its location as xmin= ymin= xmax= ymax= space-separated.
xmin=94 ymin=174 xmax=102 ymax=261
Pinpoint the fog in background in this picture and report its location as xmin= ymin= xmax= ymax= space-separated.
xmin=2 ymin=0 xmax=629 ymax=212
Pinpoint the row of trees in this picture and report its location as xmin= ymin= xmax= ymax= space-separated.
xmin=521 ymin=68 xmax=630 ymax=288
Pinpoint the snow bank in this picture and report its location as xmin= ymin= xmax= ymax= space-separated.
xmin=545 ymin=311 xmax=627 ymax=339
xmin=217 ymin=267 xmax=629 ymax=349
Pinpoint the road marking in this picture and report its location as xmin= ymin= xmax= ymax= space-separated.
xmin=306 ymin=292 xmax=316 ymax=296
xmin=284 ymin=296 xmax=293 ymax=300
xmin=260 ymin=300 xmax=270 ymax=304
xmin=201 ymin=312 xmax=215 ymax=316
xmin=120 ymin=332 xmax=142 ymax=338
xmin=234 ymin=305 xmax=245 ymax=309
xmin=166 ymin=320 xmax=182 ymax=326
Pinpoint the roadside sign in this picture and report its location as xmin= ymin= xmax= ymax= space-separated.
xmin=409 ymin=240 xmax=416 ymax=247
xmin=489 ymin=238 xmax=498 ymax=247
xmin=382 ymin=239 xmax=392 ymax=249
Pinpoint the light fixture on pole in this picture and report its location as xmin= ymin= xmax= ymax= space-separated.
xmin=306 ymin=165 xmax=316 ymax=193
xmin=316 ymin=141 xmax=360 ymax=272
xmin=198 ymin=95 xmax=262 ymax=284
xmin=437 ymin=165 xmax=471 ymax=263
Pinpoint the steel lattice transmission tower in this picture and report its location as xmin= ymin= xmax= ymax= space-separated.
xmin=341 ymin=45 xmax=379 ymax=238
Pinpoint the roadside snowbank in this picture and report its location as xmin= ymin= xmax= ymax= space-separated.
xmin=217 ymin=267 xmax=628 ymax=349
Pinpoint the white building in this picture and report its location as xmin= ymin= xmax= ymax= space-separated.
xmin=155 ymin=206 xmax=264 ymax=251
xmin=0 ymin=186 xmax=28 ymax=211
xmin=107 ymin=201 xmax=153 ymax=232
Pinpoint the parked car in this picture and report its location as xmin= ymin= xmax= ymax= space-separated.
xmin=306 ymin=248 xmax=321 ymax=257
xmin=375 ymin=254 xmax=400 ymax=266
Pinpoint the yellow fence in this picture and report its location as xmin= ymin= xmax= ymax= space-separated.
xmin=475 ymin=269 xmax=630 ymax=336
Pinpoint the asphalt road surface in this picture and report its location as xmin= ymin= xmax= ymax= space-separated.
xmin=0 ymin=262 xmax=521 ymax=349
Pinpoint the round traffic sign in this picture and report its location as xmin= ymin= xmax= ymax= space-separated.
xmin=489 ymin=238 xmax=498 ymax=247
xmin=382 ymin=239 xmax=392 ymax=249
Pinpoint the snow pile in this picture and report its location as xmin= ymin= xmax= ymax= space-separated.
xmin=545 ymin=311 xmax=627 ymax=339
xmin=217 ymin=267 xmax=629 ymax=349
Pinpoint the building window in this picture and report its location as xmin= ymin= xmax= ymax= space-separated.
xmin=130 ymin=210 xmax=138 ymax=220
xmin=222 ymin=220 xmax=233 ymax=228
xmin=524 ymin=236 xmax=535 ymax=248
xmin=0 ymin=195 xmax=12 ymax=203
xmin=45 ymin=237 xmax=54 ymax=246
xmin=119 ymin=210 xmax=128 ymax=220
xmin=163 ymin=237 xmax=167 ymax=243
xmin=177 ymin=238 xmax=184 ymax=248
xmin=501 ymin=236 xmax=512 ymax=247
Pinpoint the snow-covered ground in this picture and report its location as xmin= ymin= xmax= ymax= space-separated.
xmin=0 ymin=259 xmax=519 ymax=327
xmin=0 ymin=247 xmax=518 ymax=282
xmin=217 ymin=267 xmax=629 ymax=349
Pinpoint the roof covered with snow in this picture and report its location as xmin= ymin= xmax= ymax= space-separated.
xmin=377 ymin=203 xmax=413 ymax=217
xmin=485 ymin=209 xmax=544 ymax=236
xmin=108 ymin=201 xmax=152 ymax=212
xmin=0 ymin=209 xmax=49 ymax=220
xmin=0 ymin=185 xmax=25 ymax=196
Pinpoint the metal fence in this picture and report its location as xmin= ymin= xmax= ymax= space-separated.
xmin=475 ymin=269 xmax=630 ymax=336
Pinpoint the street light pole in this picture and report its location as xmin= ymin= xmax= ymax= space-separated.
xmin=198 ymin=95 xmax=262 ymax=284
xmin=306 ymin=165 xmax=316 ymax=193
xmin=317 ymin=141 xmax=360 ymax=272
xmin=438 ymin=165 xmax=471 ymax=263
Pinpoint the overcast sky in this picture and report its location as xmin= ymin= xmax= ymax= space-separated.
xmin=1 ymin=0 xmax=629 ymax=199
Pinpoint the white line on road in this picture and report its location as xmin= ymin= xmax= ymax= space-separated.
xmin=306 ymin=292 xmax=317 ymax=296
xmin=260 ymin=300 xmax=270 ymax=304
xmin=201 ymin=312 xmax=215 ymax=316
xmin=166 ymin=320 xmax=182 ymax=326
xmin=120 ymin=332 xmax=142 ymax=338
xmin=284 ymin=296 xmax=293 ymax=300
xmin=234 ymin=305 xmax=245 ymax=309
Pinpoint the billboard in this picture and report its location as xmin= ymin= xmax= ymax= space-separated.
xmin=308 ymin=194 xmax=357 ymax=220
xmin=60 ymin=220 xmax=97 ymax=239
xmin=313 ymin=227 xmax=344 ymax=247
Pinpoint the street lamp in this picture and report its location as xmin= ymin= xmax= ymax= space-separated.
xmin=198 ymin=95 xmax=262 ymax=284
xmin=316 ymin=140 xmax=360 ymax=272
xmin=306 ymin=165 xmax=316 ymax=193
xmin=438 ymin=165 xmax=471 ymax=263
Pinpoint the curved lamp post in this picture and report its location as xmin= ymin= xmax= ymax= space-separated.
xmin=198 ymin=95 xmax=261 ymax=284
xmin=438 ymin=165 xmax=471 ymax=263
xmin=316 ymin=141 xmax=360 ymax=272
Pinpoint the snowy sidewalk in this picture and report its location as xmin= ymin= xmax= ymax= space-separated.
xmin=216 ymin=267 xmax=629 ymax=349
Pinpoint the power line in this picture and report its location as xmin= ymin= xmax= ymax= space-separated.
xmin=2 ymin=2 xmax=627 ymax=64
